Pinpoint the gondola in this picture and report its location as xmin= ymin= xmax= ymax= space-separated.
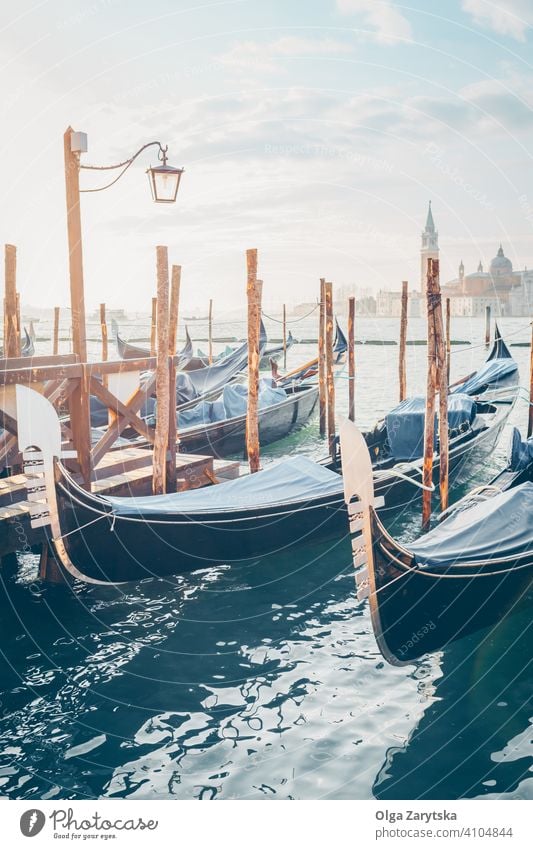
xmin=112 ymin=320 xmax=194 ymax=369
xmin=333 ymin=318 xmax=348 ymax=362
xmin=340 ymin=417 xmax=533 ymax=666
xmin=0 ymin=328 xmax=34 ymax=359
xmin=259 ymin=330 xmax=295 ymax=368
xmin=16 ymin=384 xmax=349 ymax=584
xmin=268 ymin=318 xmax=347 ymax=384
xmin=174 ymin=379 xmax=319 ymax=457
xmin=354 ymin=325 xmax=519 ymax=507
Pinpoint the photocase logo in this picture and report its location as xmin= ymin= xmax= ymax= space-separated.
xmin=20 ymin=809 xmax=46 ymax=837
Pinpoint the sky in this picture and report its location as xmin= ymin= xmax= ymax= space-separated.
xmin=1 ymin=0 xmax=533 ymax=313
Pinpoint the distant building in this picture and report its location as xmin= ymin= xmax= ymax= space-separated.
xmin=420 ymin=201 xmax=439 ymax=295
xmin=443 ymin=244 xmax=532 ymax=316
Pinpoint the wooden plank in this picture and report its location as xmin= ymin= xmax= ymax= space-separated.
xmin=90 ymin=371 xmax=157 ymax=466
xmin=153 ymin=247 xmax=170 ymax=494
xmin=89 ymin=377 xmax=155 ymax=443
xmin=91 ymin=453 xmax=214 ymax=496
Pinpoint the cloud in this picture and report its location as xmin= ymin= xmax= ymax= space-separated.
xmin=218 ymin=36 xmax=354 ymax=74
xmin=462 ymin=0 xmax=532 ymax=42
xmin=336 ymin=0 xmax=413 ymax=44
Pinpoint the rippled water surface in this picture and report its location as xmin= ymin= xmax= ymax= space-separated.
xmin=0 ymin=316 xmax=532 ymax=799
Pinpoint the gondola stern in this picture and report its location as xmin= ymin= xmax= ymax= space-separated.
xmin=339 ymin=417 xmax=413 ymax=665
xmin=15 ymin=385 xmax=110 ymax=585
xmin=338 ymin=416 xmax=380 ymax=597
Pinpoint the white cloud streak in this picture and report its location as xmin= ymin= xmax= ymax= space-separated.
xmin=218 ymin=36 xmax=354 ymax=74
xmin=336 ymin=0 xmax=413 ymax=44
xmin=462 ymin=0 xmax=532 ymax=42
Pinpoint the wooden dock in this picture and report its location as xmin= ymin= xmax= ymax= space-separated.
xmin=0 ymin=449 xmax=241 ymax=559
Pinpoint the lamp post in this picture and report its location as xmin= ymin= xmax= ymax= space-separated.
xmin=63 ymin=126 xmax=184 ymax=485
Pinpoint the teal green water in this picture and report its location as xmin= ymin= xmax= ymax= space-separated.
xmin=0 ymin=316 xmax=531 ymax=800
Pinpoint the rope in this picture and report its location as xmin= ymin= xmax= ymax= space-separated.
xmin=261 ymin=304 xmax=319 ymax=324
xmin=377 ymin=538 xmax=533 ymax=580
xmin=451 ymin=321 xmax=532 ymax=356
xmin=375 ymin=466 xmax=435 ymax=492
xmin=52 ymin=512 xmax=107 ymax=542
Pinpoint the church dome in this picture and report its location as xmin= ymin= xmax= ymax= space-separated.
xmin=490 ymin=245 xmax=512 ymax=276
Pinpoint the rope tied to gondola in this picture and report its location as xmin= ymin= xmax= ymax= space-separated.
xmin=52 ymin=512 xmax=108 ymax=542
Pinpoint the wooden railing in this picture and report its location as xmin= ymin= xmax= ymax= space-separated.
xmin=0 ymin=353 xmax=181 ymax=486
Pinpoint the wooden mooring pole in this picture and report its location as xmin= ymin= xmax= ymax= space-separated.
xmin=246 ymin=249 xmax=261 ymax=473
xmin=318 ymin=278 xmax=326 ymax=436
xmin=399 ymin=280 xmax=408 ymax=402
xmin=527 ymin=321 xmax=533 ymax=439
xmin=153 ymin=246 xmax=170 ymax=495
xmin=282 ymin=303 xmax=287 ymax=370
xmin=434 ymin=266 xmax=449 ymax=512
xmin=53 ymin=307 xmax=60 ymax=355
xmin=150 ymin=296 xmax=157 ymax=356
xmin=167 ymin=264 xmax=181 ymax=489
xmin=208 ymin=298 xmax=213 ymax=365
xmin=63 ymin=127 xmax=91 ymax=486
xmin=422 ymin=259 xmax=440 ymax=528
xmin=325 ymin=281 xmax=336 ymax=462
xmin=485 ymin=305 xmax=491 ymax=348
xmin=4 ymin=244 xmax=20 ymax=358
xmin=445 ymin=297 xmax=451 ymax=385
xmin=348 ymin=296 xmax=355 ymax=421
xmin=99 ymin=303 xmax=108 ymax=361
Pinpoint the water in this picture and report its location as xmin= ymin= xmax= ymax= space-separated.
xmin=0 ymin=316 xmax=531 ymax=800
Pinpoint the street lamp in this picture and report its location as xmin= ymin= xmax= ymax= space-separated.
xmin=65 ymin=129 xmax=185 ymax=362
xmin=147 ymin=148 xmax=184 ymax=203
xmin=76 ymin=135 xmax=184 ymax=203
xmin=63 ymin=126 xmax=184 ymax=483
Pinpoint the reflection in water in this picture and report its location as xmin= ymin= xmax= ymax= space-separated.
xmin=373 ymin=604 xmax=533 ymax=800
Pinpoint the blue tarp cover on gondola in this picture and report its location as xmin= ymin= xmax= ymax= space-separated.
xmin=105 ymin=455 xmax=343 ymax=516
xmin=452 ymin=357 xmax=518 ymax=396
xmin=508 ymin=427 xmax=533 ymax=471
xmin=386 ymin=394 xmax=475 ymax=461
xmin=177 ymin=379 xmax=287 ymax=428
xmin=411 ymin=481 xmax=533 ymax=570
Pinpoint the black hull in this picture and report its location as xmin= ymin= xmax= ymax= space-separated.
xmin=179 ymin=385 xmax=319 ymax=457
xmin=369 ymin=509 xmax=533 ymax=664
xmin=54 ymin=470 xmax=347 ymax=582
xmin=371 ymin=394 xmax=513 ymax=509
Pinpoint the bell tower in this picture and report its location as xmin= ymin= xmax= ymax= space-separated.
xmin=420 ymin=201 xmax=439 ymax=295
